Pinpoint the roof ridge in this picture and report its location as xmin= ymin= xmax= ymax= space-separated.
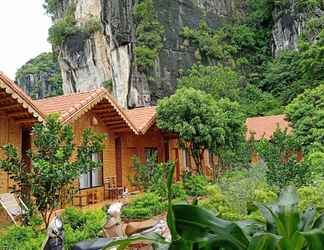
xmin=0 ymin=71 xmax=45 ymax=121
xmin=247 ymin=114 xmax=285 ymax=120
xmin=35 ymin=88 xmax=105 ymax=102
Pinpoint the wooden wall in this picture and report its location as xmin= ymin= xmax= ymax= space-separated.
xmin=69 ymin=111 xmax=167 ymax=203
xmin=0 ymin=114 xmax=22 ymax=194
xmin=120 ymin=128 xmax=166 ymax=190
xmin=70 ymin=110 xmax=112 ymax=203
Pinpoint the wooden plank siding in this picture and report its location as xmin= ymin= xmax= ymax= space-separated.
xmin=0 ymin=114 xmax=22 ymax=194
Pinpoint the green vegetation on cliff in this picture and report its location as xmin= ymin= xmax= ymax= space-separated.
xmin=179 ymin=0 xmax=323 ymax=116
xmin=16 ymin=53 xmax=63 ymax=99
xmin=47 ymin=3 xmax=101 ymax=47
xmin=133 ymin=0 xmax=164 ymax=72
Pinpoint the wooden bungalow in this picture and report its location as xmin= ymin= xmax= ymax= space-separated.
xmin=1 ymin=71 xmax=294 ymax=207
xmin=0 ymin=72 xmax=44 ymax=194
xmin=34 ymin=88 xmax=171 ymax=206
xmin=246 ymin=115 xmax=294 ymax=164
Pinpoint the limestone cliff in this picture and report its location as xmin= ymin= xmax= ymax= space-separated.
xmin=45 ymin=0 xmax=322 ymax=108
xmin=272 ymin=0 xmax=324 ymax=56
xmin=48 ymin=0 xmax=242 ymax=108
xmin=16 ymin=52 xmax=63 ymax=99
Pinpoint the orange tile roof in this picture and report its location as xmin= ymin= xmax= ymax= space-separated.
xmin=34 ymin=88 xmax=105 ymax=119
xmin=126 ymin=106 xmax=156 ymax=134
xmin=0 ymin=71 xmax=44 ymax=122
xmin=246 ymin=115 xmax=292 ymax=140
xmin=34 ymin=88 xmax=142 ymax=134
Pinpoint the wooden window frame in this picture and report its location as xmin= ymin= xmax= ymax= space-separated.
xmin=79 ymin=151 xmax=104 ymax=190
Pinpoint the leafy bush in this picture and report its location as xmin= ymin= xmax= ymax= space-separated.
xmin=0 ymin=225 xmax=45 ymax=250
xmin=304 ymin=150 xmax=324 ymax=181
xmin=298 ymin=181 xmax=324 ymax=213
xmin=48 ymin=14 xmax=80 ymax=46
xmin=62 ymin=208 xmax=106 ymax=249
xmin=285 ymin=84 xmax=324 ymax=152
xmin=83 ymin=17 xmax=101 ymax=34
xmin=182 ymin=173 xmax=208 ymax=197
xmin=122 ymin=193 xmax=167 ymax=220
xmin=240 ymin=84 xmax=282 ymax=116
xmin=43 ymin=0 xmax=59 ymax=15
xmin=129 ymin=154 xmax=166 ymax=192
xmin=256 ymin=128 xmax=310 ymax=187
xmin=134 ymin=46 xmax=158 ymax=71
xmin=133 ymin=0 xmax=164 ymax=72
xmin=200 ymin=166 xmax=277 ymax=220
xmin=177 ymin=65 xmax=242 ymax=102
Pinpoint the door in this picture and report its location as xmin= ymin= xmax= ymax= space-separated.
xmin=115 ymin=137 xmax=122 ymax=187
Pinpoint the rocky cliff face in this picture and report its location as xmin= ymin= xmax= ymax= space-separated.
xmin=51 ymin=0 xmax=240 ymax=108
xmin=16 ymin=52 xmax=63 ymax=99
xmin=48 ymin=0 xmax=322 ymax=107
xmin=272 ymin=0 xmax=324 ymax=57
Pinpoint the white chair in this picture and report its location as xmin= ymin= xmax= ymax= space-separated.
xmin=0 ymin=193 xmax=28 ymax=224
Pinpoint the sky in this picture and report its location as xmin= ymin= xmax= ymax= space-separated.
xmin=0 ymin=0 xmax=52 ymax=79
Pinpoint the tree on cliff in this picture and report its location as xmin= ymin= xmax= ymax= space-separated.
xmin=0 ymin=114 xmax=106 ymax=228
xmin=156 ymin=88 xmax=246 ymax=175
xmin=178 ymin=64 xmax=281 ymax=117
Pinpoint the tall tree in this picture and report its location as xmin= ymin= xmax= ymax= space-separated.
xmin=157 ymin=88 xmax=246 ymax=174
xmin=285 ymin=84 xmax=324 ymax=152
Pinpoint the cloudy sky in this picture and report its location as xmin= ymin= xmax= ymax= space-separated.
xmin=0 ymin=1 xmax=52 ymax=79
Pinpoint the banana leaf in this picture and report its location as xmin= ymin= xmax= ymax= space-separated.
xmin=103 ymin=232 xmax=169 ymax=250
xmin=247 ymin=232 xmax=281 ymax=250
xmin=301 ymin=229 xmax=324 ymax=250
xmin=172 ymin=204 xmax=251 ymax=250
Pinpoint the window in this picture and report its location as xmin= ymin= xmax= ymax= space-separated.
xmin=79 ymin=152 xmax=103 ymax=189
xmin=144 ymin=147 xmax=158 ymax=162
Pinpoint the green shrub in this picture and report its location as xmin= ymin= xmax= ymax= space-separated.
xmin=43 ymin=0 xmax=59 ymax=15
xmin=48 ymin=14 xmax=80 ymax=46
xmin=62 ymin=208 xmax=106 ymax=249
xmin=256 ymin=128 xmax=311 ymax=187
xmin=200 ymin=165 xmax=277 ymax=220
xmin=122 ymin=193 xmax=167 ymax=220
xmin=298 ymin=181 xmax=324 ymax=213
xmin=0 ymin=225 xmax=45 ymax=250
xmin=129 ymin=154 xmax=160 ymax=191
xmin=182 ymin=173 xmax=208 ymax=197
xmin=133 ymin=0 xmax=164 ymax=72
xmin=134 ymin=46 xmax=158 ymax=71
xmin=83 ymin=17 xmax=101 ymax=34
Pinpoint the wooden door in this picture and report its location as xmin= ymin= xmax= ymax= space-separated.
xmin=115 ymin=137 xmax=122 ymax=187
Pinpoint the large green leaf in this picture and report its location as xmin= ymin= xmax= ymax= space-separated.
xmin=277 ymin=231 xmax=305 ymax=250
xmin=300 ymin=207 xmax=317 ymax=231
xmin=257 ymin=186 xmax=301 ymax=238
xmin=173 ymin=204 xmax=250 ymax=250
xmin=248 ymin=233 xmax=281 ymax=250
xmin=103 ymin=233 xmax=169 ymax=250
xmin=313 ymin=214 xmax=324 ymax=230
xmin=301 ymin=229 xmax=324 ymax=250
xmin=166 ymin=162 xmax=180 ymax=242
